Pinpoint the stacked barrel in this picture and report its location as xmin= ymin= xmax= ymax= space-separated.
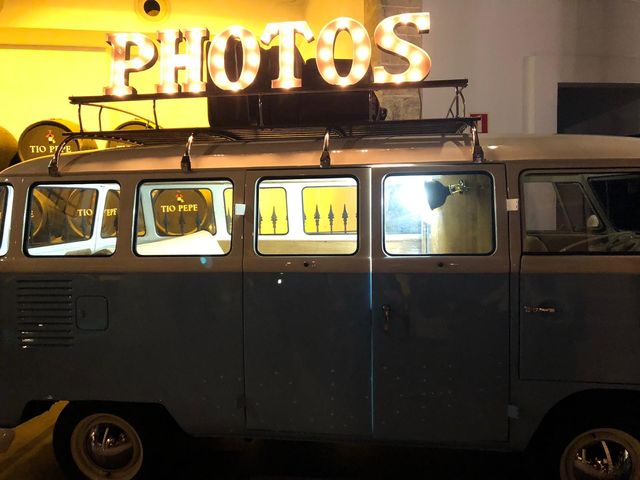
xmin=0 ymin=126 xmax=17 ymax=170
xmin=17 ymin=119 xmax=97 ymax=163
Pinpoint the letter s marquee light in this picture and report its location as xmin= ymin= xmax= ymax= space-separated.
xmin=103 ymin=12 xmax=433 ymax=96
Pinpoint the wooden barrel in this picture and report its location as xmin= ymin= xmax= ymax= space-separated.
xmin=152 ymin=188 xmax=212 ymax=236
xmin=107 ymin=120 xmax=153 ymax=149
xmin=0 ymin=126 xmax=17 ymax=170
xmin=18 ymin=119 xmax=97 ymax=162
xmin=29 ymin=188 xmax=65 ymax=242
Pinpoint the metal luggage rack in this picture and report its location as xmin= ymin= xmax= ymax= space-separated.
xmin=49 ymin=79 xmax=484 ymax=176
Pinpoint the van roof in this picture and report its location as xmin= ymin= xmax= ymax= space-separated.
xmin=3 ymin=133 xmax=639 ymax=177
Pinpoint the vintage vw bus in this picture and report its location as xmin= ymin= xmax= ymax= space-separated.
xmin=0 ymin=123 xmax=638 ymax=480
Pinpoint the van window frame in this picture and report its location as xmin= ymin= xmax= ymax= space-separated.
xmin=381 ymin=170 xmax=497 ymax=257
xmin=254 ymin=174 xmax=361 ymax=257
xmin=24 ymin=181 xmax=121 ymax=258
xmin=0 ymin=184 xmax=13 ymax=256
xmin=520 ymin=168 xmax=640 ymax=255
xmin=133 ymin=177 xmax=235 ymax=258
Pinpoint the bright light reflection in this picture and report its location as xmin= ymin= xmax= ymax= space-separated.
xmin=388 ymin=176 xmax=434 ymax=223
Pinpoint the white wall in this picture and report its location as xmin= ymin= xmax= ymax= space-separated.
xmin=421 ymin=0 xmax=640 ymax=133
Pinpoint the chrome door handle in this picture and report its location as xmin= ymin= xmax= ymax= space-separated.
xmin=382 ymin=304 xmax=391 ymax=333
xmin=524 ymin=305 xmax=557 ymax=314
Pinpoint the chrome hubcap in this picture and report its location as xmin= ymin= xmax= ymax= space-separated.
xmin=86 ymin=423 xmax=135 ymax=470
xmin=71 ymin=413 xmax=143 ymax=480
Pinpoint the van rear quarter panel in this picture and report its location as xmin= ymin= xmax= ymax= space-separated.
xmin=0 ymin=173 xmax=247 ymax=435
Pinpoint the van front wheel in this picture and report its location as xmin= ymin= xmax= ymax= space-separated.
xmin=557 ymin=426 xmax=640 ymax=480
xmin=54 ymin=404 xmax=150 ymax=480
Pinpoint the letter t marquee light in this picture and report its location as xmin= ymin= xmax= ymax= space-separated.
xmin=104 ymin=33 xmax=158 ymax=96
xmin=260 ymin=21 xmax=315 ymax=89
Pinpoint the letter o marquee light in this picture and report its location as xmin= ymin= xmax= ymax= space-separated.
xmin=316 ymin=17 xmax=372 ymax=87
xmin=373 ymin=12 xmax=432 ymax=84
xmin=208 ymin=27 xmax=261 ymax=91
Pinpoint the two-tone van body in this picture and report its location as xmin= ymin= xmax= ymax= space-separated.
xmin=0 ymin=132 xmax=639 ymax=479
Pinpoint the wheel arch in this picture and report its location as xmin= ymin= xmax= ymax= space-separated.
xmin=56 ymin=400 xmax=184 ymax=431
xmin=528 ymin=388 xmax=640 ymax=451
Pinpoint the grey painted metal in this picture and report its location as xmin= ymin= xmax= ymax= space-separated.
xmin=242 ymin=168 xmax=372 ymax=436
xmin=370 ymin=164 xmax=510 ymax=444
xmin=0 ymin=134 xmax=639 ymax=464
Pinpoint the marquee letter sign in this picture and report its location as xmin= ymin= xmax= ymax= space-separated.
xmin=208 ymin=26 xmax=261 ymax=91
xmin=104 ymin=12 xmax=432 ymax=96
xmin=157 ymin=28 xmax=209 ymax=94
xmin=105 ymin=33 xmax=158 ymax=96
xmin=316 ymin=18 xmax=371 ymax=86
xmin=373 ymin=13 xmax=431 ymax=84
xmin=260 ymin=21 xmax=315 ymax=89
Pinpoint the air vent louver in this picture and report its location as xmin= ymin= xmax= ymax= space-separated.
xmin=16 ymin=279 xmax=74 ymax=348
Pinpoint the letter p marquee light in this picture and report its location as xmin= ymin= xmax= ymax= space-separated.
xmin=105 ymin=33 xmax=158 ymax=96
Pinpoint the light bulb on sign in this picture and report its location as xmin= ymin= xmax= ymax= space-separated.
xmin=316 ymin=17 xmax=371 ymax=87
xmin=156 ymin=28 xmax=209 ymax=94
xmin=260 ymin=21 xmax=314 ymax=89
xmin=373 ymin=12 xmax=432 ymax=84
xmin=208 ymin=27 xmax=261 ymax=91
xmin=104 ymin=33 xmax=158 ymax=96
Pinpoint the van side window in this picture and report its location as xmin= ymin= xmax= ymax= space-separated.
xmin=384 ymin=173 xmax=494 ymax=255
xmin=589 ymin=174 xmax=640 ymax=232
xmin=522 ymin=173 xmax=640 ymax=253
xmin=26 ymin=183 xmax=120 ymax=257
xmin=256 ymin=177 xmax=358 ymax=255
xmin=135 ymin=180 xmax=232 ymax=256
xmin=0 ymin=185 xmax=12 ymax=256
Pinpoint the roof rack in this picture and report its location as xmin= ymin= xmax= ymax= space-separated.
xmin=49 ymin=78 xmax=485 ymax=176
xmin=49 ymin=117 xmax=483 ymax=175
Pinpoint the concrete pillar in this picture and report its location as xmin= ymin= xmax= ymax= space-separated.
xmin=364 ymin=0 xmax=423 ymax=120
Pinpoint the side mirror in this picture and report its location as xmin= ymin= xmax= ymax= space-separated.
xmin=586 ymin=214 xmax=601 ymax=230
xmin=424 ymin=179 xmax=470 ymax=210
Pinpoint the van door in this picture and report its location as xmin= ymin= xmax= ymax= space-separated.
xmin=520 ymin=170 xmax=640 ymax=384
xmin=243 ymin=169 xmax=372 ymax=436
xmin=371 ymin=165 xmax=510 ymax=443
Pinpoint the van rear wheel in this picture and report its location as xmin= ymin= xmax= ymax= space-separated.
xmin=53 ymin=404 xmax=153 ymax=479
xmin=559 ymin=427 xmax=640 ymax=480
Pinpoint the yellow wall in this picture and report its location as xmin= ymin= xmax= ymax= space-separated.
xmin=0 ymin=0 xmax=366 ymax=141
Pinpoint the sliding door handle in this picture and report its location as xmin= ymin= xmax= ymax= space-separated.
xmin=382 ymin=304 xmax=391 ymax=332
xmin=524 ymin=305 xmax=557 ymax=314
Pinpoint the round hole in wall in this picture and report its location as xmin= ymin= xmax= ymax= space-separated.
xmin=135 ymin=0 xmax=169 ymax=22
xmin=143 ymin=0 xmax=160 ymax=16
